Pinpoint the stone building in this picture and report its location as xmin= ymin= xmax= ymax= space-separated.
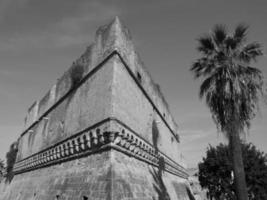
xmin=0 ymin=17 xmax=194 ymax=200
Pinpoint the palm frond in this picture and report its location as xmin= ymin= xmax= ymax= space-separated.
xmin=192 ymin=24 xmax=264 ymax=133
xmin=239 ymin=42 xmax=263 ymax=63
xmin=212 ymin=24 xmax=227 ymax=46
xmin=197 ymin=35 xmax=215 ymax=55
xmin=225 ymin=37 xmax=237 ymax=50
xmin=245 ymin=66 xmax=263 ymax=80
xmin=191 ymin=58 xmax=216 ymax=78
xmin=199 ymin=75 xmax=215 ymax=98
xmin=233 ymin=24 xmax=248 ymax=45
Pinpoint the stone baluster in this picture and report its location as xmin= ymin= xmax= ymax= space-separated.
xmin=69 ymin=140 xmax=74 ymax=154
xmin=138 ymin=141 xmax=143 ymax=156
xmin=29 ymin=159 xmax=31 ymax=168
xmin=98 ymin=129 xmax=105 ymax=144
xmin=53 ymin=148 xmax=57 ymax=160
xmin=85 ymin=131 xmax=91 ymax=148
xmin=46 ymin=151 xmax=49 ymax=162
xmin=133 ymin=138 xmax=139 ymax=154
xmin=46 ymin=150 xmax=50 ymax=161
xmin=119 ymin=130 xmax=126 ymax=147
xmin=145 ymin=144 xmax=150 ymax=153
xmin=74 ymin=138 xmax=80 ymax=152
xmin=34 ymin=156 xmax=38 ymax=166
xmin=129 ymin=135 xmax=136 ymax=152
xmin=64 ymin=143 xmax=69 ymax=156
xmin=109 ymin=131 xmax=117 ymax=143
xmin=36 ymin=155 xmax=40 ymax=165
xmin=148 ymin=147 xmax=154 ymax=161
xmin=60 ymin=144 xmax=65 ymax=157
xmin=56 ymin=146 xmax=60 ymax=159
xmin=92 ymin=130 xmax=98 ymax=146
xmin=31 ymin=157 xmax=34 ymax=167
xmin=32 ymin=157 xmax=35 ymax=167
xmin=124 ymin=133 xmax=131 ymax=149
xmin=80 ymin=134 xmax=85 ymax=150
xmin=44 ymin=152 xmax=48 ymax=163
xmin=50 ymin=149 xmax=54 ymax=161
xmin=51 ymin=149 xmax=54 ymax=161
xmin=114 ymin=131 xmax=122 ymax=145
xmin=39 ymin=153 xmax=43 ymax=164
xmin=142 ymin=143 xmax=147 ymax=157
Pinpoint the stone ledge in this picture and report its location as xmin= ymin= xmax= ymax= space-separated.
xmin=14 ymin=118 xmax=188 ymax=179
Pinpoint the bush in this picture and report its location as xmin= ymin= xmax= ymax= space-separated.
xmin=198 ymin=143 xmax=267 ymax=200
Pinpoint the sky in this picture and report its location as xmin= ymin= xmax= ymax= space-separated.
xmin=0 ymin=0 xmax=266 ymax=168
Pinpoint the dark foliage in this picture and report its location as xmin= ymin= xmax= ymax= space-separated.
xmin=198 ymin=143 xmax=267 ymax=200
xmin=0 ymin=159 xmax=4 ymax=182
xmin=5 ymin=142 xmax=18 ymax=183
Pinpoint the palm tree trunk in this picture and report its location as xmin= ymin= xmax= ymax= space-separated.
xmin=229 ymin=132 xmax=248 ymax=200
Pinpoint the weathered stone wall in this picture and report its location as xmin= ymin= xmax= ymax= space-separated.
xmin=1 ymin=151 xmax=111 ymax=200
xmin=0 ymin=17 xmax=193 ymax=200
xmin=111 ymin=57 xmax=184 ymax=166
xmin=111 ymin=151 xmax=192 ymax=200
xmin=20 ymin=17 xmax=178 ymax=152
xmin=17 ymin=56 xmax=116 ymax=161
xmin=1 ymin=150 xmax=191 ymax=200
xmin=17 ymin=17 xmax=182 ymax=165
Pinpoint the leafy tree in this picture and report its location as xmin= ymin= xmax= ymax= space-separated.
xmin=191 ymin=24 xmax=264 ymax=200
xmin=5 ymin=142 xmax=18 ymax=183
xmin=199 ymin=143 xmax=267 ymax=200
xmin=0 ymin=159 xmax=5 ymax=182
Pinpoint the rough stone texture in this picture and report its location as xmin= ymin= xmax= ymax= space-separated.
xmin=0 ymin=17 xmax=193 ymax=200
xmin=1 ymin=150 xmax=191 ymax=200
xmin=17 ymin=56 xmax=116 ymax=161
xmin=1 ymin=152 xmax=111 ymax=200
xmin=111 ymin=151 xmax=191 ymax=200
xmin=111 ymin=58 xmax=184 ymax=166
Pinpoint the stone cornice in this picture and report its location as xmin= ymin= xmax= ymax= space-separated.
xmin=14 ymin=118 xmax=188 ymax=179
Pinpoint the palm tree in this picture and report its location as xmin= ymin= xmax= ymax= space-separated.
xmin=191 ymin=24 xmax=264 ymax=200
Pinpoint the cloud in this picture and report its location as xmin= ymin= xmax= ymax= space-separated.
xmin=180 ymin=129 xmax=215 ymax=142
xmin=0 ymin=0 xmax=120 ymax=51
xmin=0 ymin=0 xmax=29 ymax=21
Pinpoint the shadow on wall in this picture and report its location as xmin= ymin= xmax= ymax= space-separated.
xmin=152 ymin=119 xmax=159 ymax=154
xmin=150 ymin=157 xmax=171 ymax=200
xmin=66 ymin=63 xmax=86 ymax=106
xmin=152 ymin=119 xmax=195 ymax=200
xmin=70 ymin=63 xmax=85 ymax=89
xmin=186 ymin=187 xmax=196 ymax=200
xmin=151 ymin=120 xmax=170 ymax=200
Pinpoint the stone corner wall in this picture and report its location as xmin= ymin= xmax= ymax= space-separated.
xmin=1 ymin=17 xmax=194 ymax=200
